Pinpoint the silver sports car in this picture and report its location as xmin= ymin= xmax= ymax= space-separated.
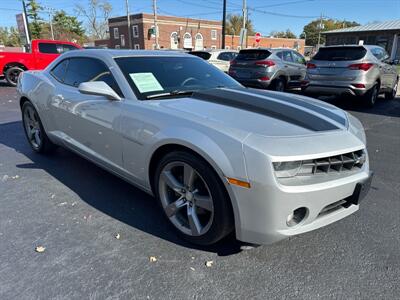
xmin=17 ymin=50 xmax=373 ymax=246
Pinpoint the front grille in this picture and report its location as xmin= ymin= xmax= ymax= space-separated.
xmin=297 ymin=150 xmax=366 ymax=176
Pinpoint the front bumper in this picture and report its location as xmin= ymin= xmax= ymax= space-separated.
xmin=233 ymin=169 xmax=372 ymax=245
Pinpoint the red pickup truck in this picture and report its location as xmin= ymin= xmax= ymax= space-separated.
xmin=0 ymin=39 xmax=81 ymax=86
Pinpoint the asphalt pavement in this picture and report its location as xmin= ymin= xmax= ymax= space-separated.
xmin=0 ymin=81 xmax=399 ymax=299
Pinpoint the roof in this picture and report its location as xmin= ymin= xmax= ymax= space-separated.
xmin=62 ymin=49 xmax=191 ymax=59
xmin=324 ymin=20 xmax=400 ymax=34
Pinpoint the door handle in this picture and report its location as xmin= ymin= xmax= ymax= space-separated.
xmin=284 ymin=65 xmax=288 ymax=68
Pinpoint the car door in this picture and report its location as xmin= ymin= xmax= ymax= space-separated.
xmin=281 ymin=50 xmax=297 ymax=84
xmin=291 ymin=51 xmax=307 ymax=84
xmin=49 ymin=57 xmax=124 ymax=170
xmin=381 ymin=49 xmax=398 ymax=90
xmin=371 ymin=47 xmax=390 ymax=89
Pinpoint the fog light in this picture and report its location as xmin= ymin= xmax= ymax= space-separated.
xmin=286 ymin=207 xmax=308 ymax=227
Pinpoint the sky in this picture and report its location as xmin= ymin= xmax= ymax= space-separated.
xmin=1 ymin=0 xmax=399 ymax=36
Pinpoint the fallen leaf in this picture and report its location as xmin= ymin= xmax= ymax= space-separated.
xmin=115 ymin=233 xmax=121 ymax=240
xmin=71 ymin=202 xmax=77 ymax=206
xmin=35 ymin=246 xmax=46 ymax=253
xmin=205 ymin=260 xmax=213 ymax=267
xmin=12 ymin=175 xmax=19 ymax=179
xmin=1 ymin=175 xmax=9 ymax=182
xmin=149 ymin=256 xmax=157 ymax=262
xmin=57 ymin=202 xmax=67 ymax=206
xmin=50 ymin=194 xmax=56 ymax=199
xmin=190 ymin=267 xmax=195 ymax=271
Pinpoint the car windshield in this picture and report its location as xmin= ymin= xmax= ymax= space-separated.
xmin=313 ymin=47 xmax=367 ymax=61
xmin=115 ymin=56 xmax=241 ymax=99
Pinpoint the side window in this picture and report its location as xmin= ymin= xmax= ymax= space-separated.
xmin=292 ymin=52 xmax=306 ymax=65
xmin=276 ymin=52 xmax=283 ymax=59
xmin=217 ymin=52 xmax=232 ymax=61
xmin=51 ymin=59 xmax=69 ymax=82
xmin=282 ymin=51 xmax=294 ymax=63
xmin=39 ymin=43 xmax=58 ymax=54
xmin=60 ymin=44 xmax=79 ymax=52
xmin=63 ymin=57 xmax=123 ymax=97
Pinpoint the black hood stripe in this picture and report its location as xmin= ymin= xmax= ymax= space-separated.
xmin=246 ymin=88 xmax=347 ymax=127
xmin=191 ymin=88 xmax=340 ymax=132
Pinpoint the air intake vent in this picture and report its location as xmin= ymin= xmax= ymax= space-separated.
xmin=298 ymin=150 xmax=366 ymax=176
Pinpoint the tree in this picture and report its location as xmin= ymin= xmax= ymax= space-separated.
xmin=75 ymin=0 xmax=112 ymax=40
xmin=52 ymin=10 xmax=85 ymax=42
xmin=225 ymin=14 xmax=256 ymax=36
xmin=0 ymin=27 xmax=22 ymax=47
xmin=301 ymin=18 xmax=360 ymax=46
xmin=270 ymin=29 xmax=297 ymax=39
xmin=26 ymin=0 xmax=43 ymax=39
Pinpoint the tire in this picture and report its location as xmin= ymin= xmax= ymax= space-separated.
xmin=154 ymin=151 xmax=234 ymax=245
xmin=21 ymin=101 xmax=57 ymax=153
xmin=5 ymin=66 xmax=24 ymax=87
xmin=363 ymin=83 xmax=379 ymax=108
xmin=271 ymin=77 xmax=285 ymax=92
xmin=385 ymin=79 xmax=398 ymax=100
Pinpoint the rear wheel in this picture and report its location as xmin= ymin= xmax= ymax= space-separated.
xmin=363 ymin=83 xmax=379 ymax=107
xmin=385 ymin=79 xmax=398 ymax=100
xmin=271 ymin=77 xmax=285 ymax=92
xmin=22 ymin=101 xmax=56 ymax=153
xmin=154 ymin=151 xmax=234 ymax=245
xmin=5 ymin=66 xmax=24 ymax=86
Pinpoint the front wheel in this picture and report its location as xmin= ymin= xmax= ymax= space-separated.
xmin=385 ymin=79 xmax=398 ymax=100
xmin=154 ymin=151 xmax=234 ymax=245
xmin=5 ymin=66 xmax=24 ymax=86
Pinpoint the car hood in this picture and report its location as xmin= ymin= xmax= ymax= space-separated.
xmin=155 ymin=87 xmax=348 ymax=139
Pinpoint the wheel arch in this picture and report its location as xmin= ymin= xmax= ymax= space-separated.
xmin=147 ymin=137 xmax=245 ymax=234
xmin=4 ymin=62 xmax=28 ymax=73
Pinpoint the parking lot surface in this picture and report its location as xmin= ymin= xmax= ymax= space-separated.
xmin=0 ymin=82 xmax=399 ymax=299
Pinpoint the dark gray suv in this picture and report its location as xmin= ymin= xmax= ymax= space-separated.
xmin=228 ymin=48 xmax=307 ymax=92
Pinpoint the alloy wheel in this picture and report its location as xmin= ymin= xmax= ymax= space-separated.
xmin=8 ymin=69 xmax=21 ymax=85
xmin=158 ymin=161 xmax=214 ymax=236
xmin=23 ymin=105 xmax=42 ymax=149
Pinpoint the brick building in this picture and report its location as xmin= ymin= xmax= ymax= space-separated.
xmin=97 ymin=13 xmax=305 ymax=54
xmin=105 ymin=13 xmax=222 ymax=50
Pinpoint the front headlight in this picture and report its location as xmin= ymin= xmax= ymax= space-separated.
xmin=347 ymin=112 xmax=367 ymax=145
xmin=273 ymin=161 xmax=302 ymax=178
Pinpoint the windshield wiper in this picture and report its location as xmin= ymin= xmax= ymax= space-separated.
xmin=146 ymin=90 xmax=195 ymax=99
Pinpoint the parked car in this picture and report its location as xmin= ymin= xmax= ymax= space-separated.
xmin=228 ymin=48 xmax=307 ymax=91
xmin=189 ymin=49 xmax=237 ymax=73
xmin=302 ymin=45 xmax=399 ymax=107
xmin=18 ymin=50 xmax=372 ymax=246
xmin=0 ymin=39 xmax=81 ymax=86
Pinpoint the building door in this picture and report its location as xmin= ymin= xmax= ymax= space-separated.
xmin=194 ymin=33 xmax=203 ymax=50
xmin=183 ymin=33 xmax=192 ymax=49
xmin=170 ymin=32 xmax=178 ymax=49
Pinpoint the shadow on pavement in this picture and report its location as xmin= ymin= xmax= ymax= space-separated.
xmin=322 ymin=95 xmax=400 ymax=118
xmin=0 ymin=120 xmax=246 ymax=256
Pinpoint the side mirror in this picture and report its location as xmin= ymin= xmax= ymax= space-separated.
xmin=78 ymin=81 xmax=121 ymax=101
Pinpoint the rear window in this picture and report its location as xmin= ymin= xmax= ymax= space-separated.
xmin=313 ymin=47 xmax=367 ymax=61
xmin=189 ymin=51 xmax=211 ymax=60
xmin=236 ymin=49 xmax=271 ymax=60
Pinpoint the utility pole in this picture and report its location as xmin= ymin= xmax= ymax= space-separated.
xmin=153 ymin=0 xmax=159 ymax=49
xmin=221 ymin=0 xmax=226 ymax=49
xmin=43 ymin=7 xmax=55 ymax=40
xmin=125 ymin=0 xmax=132 ymax=49
xmin=317 ymin=14 xmax=323 ymax=50
xmin=241 ymin=0 xmax=247 ymax=49
xmin=22 ymin=0 xmax=31 ymax=45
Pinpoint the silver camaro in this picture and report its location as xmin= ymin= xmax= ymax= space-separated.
xmin=17 ymin=50 xmax=373 ymax=246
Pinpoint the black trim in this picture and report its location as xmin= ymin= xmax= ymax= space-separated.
xmin=247 ymin=88 xmax=347 ymax=126
xmin=191 ymin=88 xmax=340 ymax=131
